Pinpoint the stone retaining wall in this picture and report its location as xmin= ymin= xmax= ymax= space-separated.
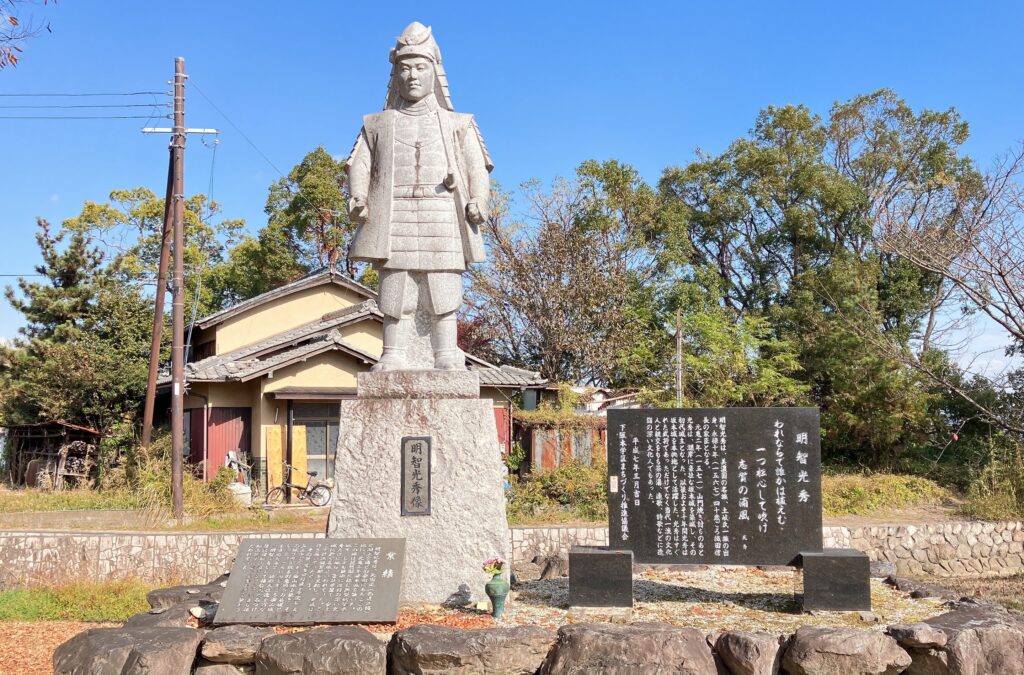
xmin=0 ymin=530 xmax=322 ymax=588
xmin=822 ymin=520 xmax=1024 ymax=577
xmin=2 ymin=520 xmax=1023 ymax=587
xmin=513 ymin=521 xmax=1024 ymax=578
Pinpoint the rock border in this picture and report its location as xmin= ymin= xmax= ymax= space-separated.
xmin=52 ymin=574 xmax=1024 ymax=675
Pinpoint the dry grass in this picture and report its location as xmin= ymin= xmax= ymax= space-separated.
xmin=916 ymin=573 xmax=1024 ymax=612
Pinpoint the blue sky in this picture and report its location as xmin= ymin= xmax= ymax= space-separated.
xmin=1 ymin=1 xmax=1022 ymax=367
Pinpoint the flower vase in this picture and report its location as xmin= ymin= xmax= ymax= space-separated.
xmin=485 ymin=572 xmax=510 ymax=620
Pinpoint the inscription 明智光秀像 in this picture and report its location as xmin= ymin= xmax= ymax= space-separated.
xmin=608 ymin=408 xmax=822 ymax=566
xmin=214 ymin=538 xmax=405 ymax=625
xmin=401 ymin=436 xmax=431 ymax=516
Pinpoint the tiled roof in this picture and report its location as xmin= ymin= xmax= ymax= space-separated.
xmin=163 ymin=328 xmax=378 ymax=385
xmin=212 ymin=300 xmax=381 ymax=363
xmin=194 ymin=269 xmax=376 ymax=329
xmin=472 ymin=364 xmax=547 ymax=387
xmin=163 ymin=279 xmax=548 ymax=389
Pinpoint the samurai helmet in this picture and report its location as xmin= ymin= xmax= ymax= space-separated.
xmin=384 ymin=22 xmax=454 ymax=111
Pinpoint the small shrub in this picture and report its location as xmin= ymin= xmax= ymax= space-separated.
xmin=822 ymin=472 xmax=951 ymax=516
xmin=504 ymin=441 xmax=527 ymax=473
xmin=507 ymin=460 xmax=608 ymax=525
xmin=960 ymin=439 xmax=1024 ymax=521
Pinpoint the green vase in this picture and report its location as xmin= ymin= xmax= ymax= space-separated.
xmin=485 ymin=572 xmax=510 ymax=620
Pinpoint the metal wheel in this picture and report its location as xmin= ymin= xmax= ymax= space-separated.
xmin=265 ymin=486 xmax=286 ymax=506
xmin=308 ymin=485 xmax=332 ymax=507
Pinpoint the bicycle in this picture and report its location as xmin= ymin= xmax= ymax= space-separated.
xmin=265 ymin=462 xmax=332 ymax=507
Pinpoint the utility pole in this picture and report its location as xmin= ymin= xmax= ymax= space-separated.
xmin=140 ymin=58 xmax=217 ymax=519
xmin=140 ymin=153 xmax=173 ymax=451
xmin=170 ymin=57 xmax=186 ymax=520
xmin=675 ymin=309 xmax=684 ymax=408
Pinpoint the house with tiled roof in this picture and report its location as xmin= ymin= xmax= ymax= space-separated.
xmin=157 ymin=268 xmax=546 ymax=491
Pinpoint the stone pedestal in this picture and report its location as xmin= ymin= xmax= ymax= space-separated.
xmin=798 ymin=548 xmax=871 ymax=611
xmin=569 ymin=546 xmax=633 ymax=608
xmin=327 ymin=370 xmax=510 ymax=605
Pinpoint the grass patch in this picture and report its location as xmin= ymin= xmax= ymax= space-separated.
xmin=0 ymin=579 xmax=151 ymax=622
xmin=0 ymin=488 xmax=145 ymax=513
xmin=822 ymin=472 xmax=953 ymax=516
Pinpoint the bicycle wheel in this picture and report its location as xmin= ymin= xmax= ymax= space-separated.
xmin=308 ymin=485 xmax=332 ymax=507
xmin=265 ymin=486 xmax=287 ymax=506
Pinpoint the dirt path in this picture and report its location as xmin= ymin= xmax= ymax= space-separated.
xmin=0 ymin=621 xmax=117 ymax=674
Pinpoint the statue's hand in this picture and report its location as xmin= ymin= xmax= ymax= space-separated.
xmin=465 ymin=202 xmax=484 ymax=226
xmin=349 ymin=197 xmax=369 ymax=225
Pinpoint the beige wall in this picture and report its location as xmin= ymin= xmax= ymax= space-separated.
xmin=214 ymin=284 xmax=366 ymax=354
xmin=480 ymin=386 xmax=513 ymax=409
xmin=337 ymin=322 xmax=383 ymax=356
xmin=262 ymin=351 xmax=362 ymax=392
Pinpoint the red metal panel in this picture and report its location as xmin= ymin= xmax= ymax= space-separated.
xmin=206 ymin=407 xmax=251 ymax=481
xmin=493 ymin=407 xmax=510 ymax=455
xmin=541 ymin=429 xmax=559 ymax=470
xmin=189 ymin=408 xmax=206 ymax=467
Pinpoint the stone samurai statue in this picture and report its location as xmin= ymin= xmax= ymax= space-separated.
xmin=346 ymin=22 xmax=492 ymax=371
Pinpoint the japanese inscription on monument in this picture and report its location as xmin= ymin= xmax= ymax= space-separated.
xmin=608 ymin=408 xmax=822 ymax=565
xmin=401 ymin=436 xmax=431 ymax=515
xmin=215 ymin=538 xmax=405 ymax=625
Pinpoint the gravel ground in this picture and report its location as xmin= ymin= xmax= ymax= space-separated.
xmin=7 ymin=567 xmax=945 ymax=671
xmin=506 ymin=566 xmax=944 ymax=633
xmin=0 ymin=621 xmax=118 ymax=675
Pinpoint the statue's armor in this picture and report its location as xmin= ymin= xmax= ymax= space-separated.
xmin=386 ymin=102 xmax=463 ymax=271
xmin=344 ymin=20 xmax=493 ymax=370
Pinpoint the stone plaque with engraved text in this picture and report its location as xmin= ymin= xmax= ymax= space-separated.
xmin=215 ymin=538 xmax=405 ymax=625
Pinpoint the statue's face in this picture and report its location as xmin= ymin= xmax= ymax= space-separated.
xmin=396 ymin=56 xmax=435 ymax=103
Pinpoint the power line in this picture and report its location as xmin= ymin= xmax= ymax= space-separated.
xmin=0 ymin=114 xmax=170 ymax=119
xmin=188 ymin=78 xmax=289 ymax=179
xmin=0 ymin=91 xmax=167 ymax=97
xmin=0 ymin=103 xmax=171 ymax=109
xmin=189 ymin=78 xmax=347 ymax=218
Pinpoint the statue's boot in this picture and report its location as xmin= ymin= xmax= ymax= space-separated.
xmin=432 ymin=312 xmax=463 ymax=370
xmin=372 ymin=316 xmax=407 ymax=371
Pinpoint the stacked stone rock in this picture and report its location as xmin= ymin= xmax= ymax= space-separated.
xmin=53 ymin=573 xmax=1024 ymax=674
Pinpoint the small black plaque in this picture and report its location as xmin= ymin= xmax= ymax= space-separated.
xmin=799 ymin=548 xmax=871 ymax=611
xmin=401 ymin=436 xmax=431 ymax=516
xmin=608 ymin=408 xmax=823 ymax=566
xmin=569 ymin=546 xmax=633 ymax=607
xmin=214 ymin=538 xmax=405 ymax=625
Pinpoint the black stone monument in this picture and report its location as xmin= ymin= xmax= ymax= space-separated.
xmin=799 ymin=548 xmax=872 ymax=611
xmin=215 ymin=537 xmax=405 ymax=625
xmin=568 ymin=546 xmax=633 ymax=607
xmin=608 ymin=408 xmax=823 ymax=566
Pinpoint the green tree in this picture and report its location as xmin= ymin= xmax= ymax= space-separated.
xmin=0 ymin=221 xmax=153 ymax=433
xmin=61 ymin=187 xmax=244 ymax=318
xmin=264 ymin=147 xmax=355 ymax=274
xmin=656 ymin=90 xmax=979 ymax=464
